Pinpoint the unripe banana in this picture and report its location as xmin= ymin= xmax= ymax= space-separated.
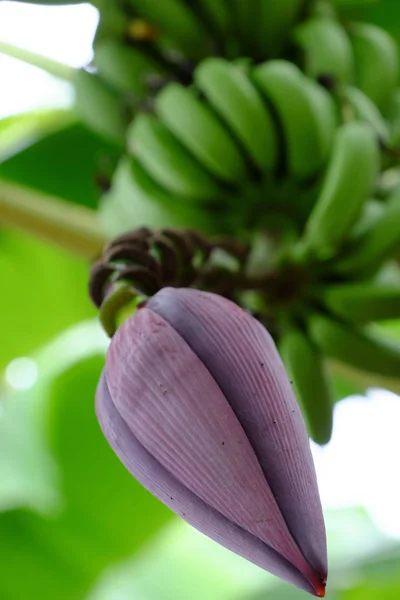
xmin=311 ymin=0 xmax=337 ymax=19
xmin=186 ymin=0 xmax=233 ymax=47
xmin=155 ymin=82 xmax=248 ymax=184
xmin=279 ymin=328 xmax=334 ymax=445
xmin=127 ymin=0 xmax=212 ymax=59
xmin=258 ymin=0 xmax=305 ymax=58
xmin=127 ymin=113 xmax=220 ymax=200
xmin=73 ymin=70 xmax=125 ymax=143
xmin=294 ymin=16 xmax=354 ymax=82
xmin=94 ymin=40 xmax=168 ymax=95
xmin=94 ymin=3 xmax=127 ymax=40
xmin=350 ymin=22 xmax=398 ymax=115
xmin=323 ymin=282 xmax=400 ymax=323
xmin=335 ymin=190 xmax=400 ymax=272
xmin=194 ymin=58 xmax=278 ymax=172
xmin=388 ymin=89 xmax=400 ymax=146
xmin=252 ymin=60 xmax=337 ymax=179
xmin=344 ymin=86 xmax=389 ymax=142
xmin=332 ymin=0 xmax=377 ymax=6
xmin=304 ymin=77 xmax=338 ymax=160
xmin=349 ymin=199 xmax=385 ymax=238
xmin=230 ymin=0 xmax=263 ymax=56
xmin=100 ymin=158 xmax=216 ymax=236
xmin=308 ymin=313 xmax=400 ymax=379
xmin=388 ymin=88 xmax=400 ymax=124
xmin=302 ymin=121 xmax=380 ymax=254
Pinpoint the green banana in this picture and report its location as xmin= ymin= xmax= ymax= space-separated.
xmin=258 ymin=0 xmax=305 ymax=58
xmin=155 ymin=82 xmax=248 ymax=184
xmin=311 ymin=0 xmax=337 ymax=18
xmin=100 ymin=158 xmax=216 ymax=236
xmin=127 ymin=113 xmax=220 ymax=200
xmin=230 ymin=0 xmax=263 ymax=57
xmin=94 ymin=40 xmax=168 ymax=96
xmin=302 ymin=121 xmax=380 ymax=254
xmin=303 ymin=77 xmax=338 ymax=159
xmin=252 ymin=60 xmax=337 ymax=179
xmin=350 ymin=22 xmax=398 ymax=115
xmin=323 ymin=282 xmax=400 ymax=323
xmin=388 ymin=88 xmax=400 ymax=124
xmin=388 ymin=89 xmax=400 ymax=146
xmin=349 ymin=199 xmax=385 ymax=238
xmin=308 ymin=313 xmax=400 ymax=378
xmin=332 ymin=0 xmax=377 ymax=6
xmin=344 ymin=86 xmax=389 ymax=142
xmin=127 ymin=0 xmax=212 ymax=59
xmin=184 ymin=0 xmax=233 ymax=46
xmin=194 ymin=57 xmax=278 ymax=172
xmin=279 ymin=328 xmax=334 ymax=445
xmin=73 ymin=70 xmax=125 ymax=143
xmin=335 ymin=190 xmax=400 ymax=272
xmin=390 ymin=120 xmax=400 ymax=148
xmin=294 ymin=16 xmax=354 ymax=82
xmin=93 ymin=3 xmax=128 ymax=40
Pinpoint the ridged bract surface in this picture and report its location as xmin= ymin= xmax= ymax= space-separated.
xmin=97 ymin=288 xmax=327 ymax=596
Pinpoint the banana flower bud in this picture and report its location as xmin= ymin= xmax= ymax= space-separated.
xmin=96 ymin=288 xmax=327 ymax=596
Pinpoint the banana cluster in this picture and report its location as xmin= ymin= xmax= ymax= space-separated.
xmin=72 ymin=0 xmax=309 ymax=143
xmin=277 ymin=156 xmax=400 ymax=446
xmin=76 ymin=0 xmax=400 ymax=446
xmin=100 ymin=56 xmax=342 ymax=237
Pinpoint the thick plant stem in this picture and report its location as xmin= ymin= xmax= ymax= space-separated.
xmin=0 ymin=41 xmax=75 ymax=82
xmin=0 ymin=179 xmax=107 ymax=260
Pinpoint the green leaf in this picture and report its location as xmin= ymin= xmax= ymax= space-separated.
xmin=0 ymin=392 xmax=60 ymax=515
xmin=0 ymin=109 xmax=75 ymax=163
xmin=241 ymin=507 xmax=397 ymax=599
xmin=47 ymin=354 xmax=171 ymax=555
xmin=0 ymin=227 xmax=96 ymax=370
xmin=343 ymin=584 xmax=400 ymax=600
xmin=0 ymin=320 xmax=172 ymax=600
xmin=89 ymin=519 xmax=269 ymax=600
xmin=0 ymin=121 xmax=120 ymax=210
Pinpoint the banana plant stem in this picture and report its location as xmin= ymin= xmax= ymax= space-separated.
xmin=0 ymin=179 xmax=107 ymax=260
xmin=0 ymin=41 xmax=75 ymax=82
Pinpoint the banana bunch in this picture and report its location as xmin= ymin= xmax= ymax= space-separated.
xmin=114 ymin=0 xmax=306 ymax=60
xmin=80 ymin=0 xmax=319 ymax=143
xmin=94 ymin=55 xmax=344 ymax=237
xmin=89 ymin=0 xmax=308 ymax=100
xmin=292 ymin=8 xmax=398 ymax=146
xmin=293 ymin=4 xmax=399 ymax=95
xmin=80 ymin=0 xmax=399 ymax=155
xmin=231 ymin=0 xmax=306 ymax=59
xmin=271 ymin=133 xmax=400 ymax=443
xmin=121 ymin=57 xmax=338 ymax=224
xmin=74 ymin=1 xmax=400 ymax=447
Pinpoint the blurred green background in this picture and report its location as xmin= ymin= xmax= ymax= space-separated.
xmin=2 ymin=2 xmax=400 ymax=599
